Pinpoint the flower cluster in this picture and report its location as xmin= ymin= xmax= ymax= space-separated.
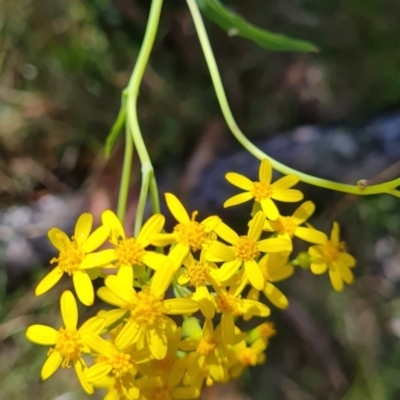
xmin=27 ymin=159 xmax=356 ymax=399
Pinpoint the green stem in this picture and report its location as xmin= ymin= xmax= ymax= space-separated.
xmin=125 ymin=0 xmax=163 ymax=231
xmin=117 ymin=123 xmax=134 ymax=222
xmin=185 ymin=0 xmax=400 ymax=196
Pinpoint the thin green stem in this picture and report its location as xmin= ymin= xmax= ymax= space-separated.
xmin=124 ymin=0 xmax=162 ymax=231
xmin=117 ymin=124 xmax=134 ymax=222
xmin=186 ymin=0 xmax=400 ymax=196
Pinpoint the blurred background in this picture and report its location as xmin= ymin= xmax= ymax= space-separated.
xmin=1 ymin=0 xmax=400 ymax=399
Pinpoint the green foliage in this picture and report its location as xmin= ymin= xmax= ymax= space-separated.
xmin=197 ymin=0 xmax=318 ymax=52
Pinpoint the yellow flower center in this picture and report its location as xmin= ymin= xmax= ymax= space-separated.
xmin=109 ymin=351 xmax=134 ymax=378
xmin=251 ymin=182 xmax=273 ymax=201
xmin=197 ymin=339 xmax=216 ymax=356
xmin=129 ymin=288 xmax=164 ymax=326
xmin=174 ymin=211 xmax=207 ymax=251
xmin=238 ymin=348 xmax=257 ymax=366
xmin=276 ymin=216 xmax=297 ymax=236
xmin=215 ymin=292 xmax=238 ymax=314
xmin=185 ymin=261 xmax=209 ymax=287
xmin=322 ymin=241 xmax=339 ymax=263
xmin=258 ymin=322 xmax=277 ymax=339
xmin=115 ymin=238 xmax=145 ymax=267
xmin=151 ymin=387 xmax=171 ymax=400
xmin=51 ymin=240 xmax=85 ymax=275
xmin=234 ymin=236 xmax=260 ymax=261
xmin=53 ymin=328 xmax=84 ymax=367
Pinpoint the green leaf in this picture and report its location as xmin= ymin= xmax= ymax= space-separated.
xmin=104 ymin=96 xmax=127 ymax=156
xmin=197 ymin=0 xmax=318 ymax=52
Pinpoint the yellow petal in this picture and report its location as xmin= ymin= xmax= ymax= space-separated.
xmin=82 ymin=226 xmax=110 ymax=253
xmin=263 ymin=282 xmax=289 ymax=309
xmin=146 ymin=327 xmax=167 ymax=360
xmin=225 ymin=172 xmax=253 ymax=190
xmin=163 ymin=298 xmax=199 ymax=315
xmin=194 ymin=286 xmax=215 ymax=319
xmin=26 ymin=325 xmax=57 ymax=345
xmin=41 ymin=351 xmax=62 ymax=380
xmin=258 ymin=237 xmax=292 ymax=253
xmin=214 ymin=222 xmax=239 ymax=245
xmin=75 ymin=213 xmax=93 ymax=245
xmin=47 ymin=228 xmax=70 ymax=251
xmin=151 ymin=260 xmax=175 ymax=297
xmin=203 ymin=318 xmax=214 ymax=340
xmin=338 ymin=252 xmax=356 ymax=267
xmin=115 ymin=320 xmax=142 ymax=349
xmin=97 ymin=287 xmax=126 ymax=308
xmin=208 ymin=353 xmax=225 ymax=382
xmin=165 ymin=193 xmax=189 ymax=223
xmin=259 ymin=159 xmax=272 ymax=184
xmin=310 ymin=262 xmax=328 ymax=275
xmin=272 ymin=188 xmax=304 ymax=202
xmin=268 ymin=264 xmax=294 ymax=282
xmin=116 ymin=265 xmax=134 ymax=287
xmin=295 ymin=227 xmax=327 ymax=244
xmin=80 ymin=249 xmax=116 ymax=269
xmin=60 ymin=290 xmax=78 ymax=330
xmin=168 ymin=243 xmax=190 ymax=271
xmin=223 ymin=192 xmax=254 ymax=208
xmin=272 ymin=174 xmax=299 ymax=189
xmin=82 ymin=334 xmax=113 ymax=357
xmin=85 ymin=361 xmax=112 ymax=382
xmin=207 ymin=241 xmax=235 ymax=261
xmin=330 ymin=221 xmax=340 ymax=245
xmin=102 ymin=209 xmax=125 ymax=242
xmin=260 ymin=198 xmax=279 ymax=220
xmin=292 ymin=201 xmax=315 ymax=225
xmin=105 ymin=275 xmax=135 ymax=304
xmin=137 ymin=214 xmax=165 ymax=246
xmin=79 ymin=316 xmax=106 ymax=335
xmin=221 ymin=313 xmax=235 ymax=345
xmin=74 ymin=359 xmax=94 ymax=394
xmin=240 ymin=300 xmax=270 ymax=317
xmin=201 ymin=215 xmax=221 ymax=232
xmin=73 ymin=271 xmax=94 ymax=306
xmin=248 ymin=211 xmax=265 ymax=240
xmin=262 ymin=219 xmax=279 ymax=232
xmin=150 ymin=233 xmax=177 ymax=247
xmin=245 ymin=260 xmax=264 ymax=291
xmin=329 ymin=267 xmax=344 ymax=292
xmin=339 ymin=264 xmax=354 ymax=284
xmin=35 ymin=267 xmax=63 ymax=296
xmin=143 ymin=251 xmax=169 ymax=270
xmin=172 ymin=387 xmax=200 ymax=400
xmin=219 ymin=259 xmax=242 ymax=282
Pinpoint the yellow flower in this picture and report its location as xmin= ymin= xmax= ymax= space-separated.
xmin=207 ymin=211 xmax=292 ymax=290
xmin=245 ymin=252 xmax=294 ymax=313
xmin=263 ymin=201 xmax=327 ymax=244
xmin=98 ymin=261 xmax=199 ymax=360
xmin=25 ymin=290 xmax=106 ymax=394
xmin=82 ymin=334 xmax=150 ymax=400
xmin=177 ymin=251 xmax=220 ymax=319
xmin=308 ymin=222 xmax=356 ymax=292
xmin=35 ymin=213 xmax=114 ymax=305
xmin=224 ymin=158 xmax=303 ymax=220
xmin=151 ymin=193 xmax=221 ymax=268
xmin=101 ymin=210 xmax=166 ymax=285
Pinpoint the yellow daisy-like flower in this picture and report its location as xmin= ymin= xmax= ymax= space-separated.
xmin=151 ymin=193 xmax=221 ymax=269
xmin=35 ymin=213 xmax=114 ymax=306
xmin=98 ymin=261 xmax=199 ymax=360
xmin=25 ymin=290 xmax=106 ymax=394
xmin=224 ymin=158 xmax=303 ymax=220
xmin=178 ymin=251 xmax=220 ymax=319
xmin=308 ymin=221 xmax=356 ymax=292
xmin=263 ymin=201 xmax=327 ymax=244
xmin=101 ymin=210 xmax=166 ymax=285
xmin=207 ymin=211 xmax=292 ymax=290
xmin=245 ymin=252 xmax=294 ymax=315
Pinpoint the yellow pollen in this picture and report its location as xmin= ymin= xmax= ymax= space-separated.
xmin=239 ymin=348 xmax=257 ymax=366
xmin=115 ymin=238 xmax=145 ymax=267
xmin=215 ymin=292 xmax=238 ymax=314
xmin=151 ymin=387 xmax=171 ymax=400
xmin=186 ymin=261 xmax=209 ymax=287
xmin=197 ymin=339 xmax=216 ymax=356
xmin=251 ymin=182 xmax=273 ymax=202
xmin=322 ymin=241 xmax=339 ymax=263
xmin=50 ymin=240 xmax=85 ymax=275
xmin=109 ymin=352 xmax=134 ymax=378
xmin=129 ymin=288 xmax=163 ymax=326
xmin=258 ymin=322 xmax=277 ymax=339
xmin=277 ymin=216 xmax=297 ymax=236
xmin=174 ymin=212 xmax=207 ymax=251
xmin=234 ymin=236 xmax=260 ymax=261
xmin=53 ymin=328 xmax=84 ymax=367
